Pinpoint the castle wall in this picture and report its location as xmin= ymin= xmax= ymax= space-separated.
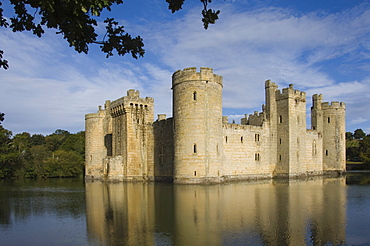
xmin=222 ymin=123 xmax=273 ymax=179
xmin=85 ymin=67 xmax=346 ymax=183
xmin=304 ymin=130 xmax=323 ymax=174
xmin=151 ymin=117 xmax=174 ymax=181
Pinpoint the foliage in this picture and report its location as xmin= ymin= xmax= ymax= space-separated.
xmin=0 ymin=115 xmax=85 ymax=178
xmin=1 ymin=0 xmax=220 ymax=69
xmin=346 ymin=132 xmax=354 ymax=141
xmin=354 ymin=129 xmax=366 ymax=139
xmin=346 ymin=129 xmax=370 ymax=164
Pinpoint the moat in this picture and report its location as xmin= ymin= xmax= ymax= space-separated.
xmin=1 ymin=172 xmax=370 ymax=245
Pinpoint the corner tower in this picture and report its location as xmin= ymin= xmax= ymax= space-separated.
xmin=311 ymin=95 xmax=346 ymax=173
xmin=172 ymin=67 xmax=223 ymax=183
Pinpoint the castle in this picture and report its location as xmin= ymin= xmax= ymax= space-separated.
xmin=85 ymin=67 xmax=346 ymax=183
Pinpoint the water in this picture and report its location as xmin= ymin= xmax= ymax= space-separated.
xmin=1 ymin=172 xmax=370 ymax=245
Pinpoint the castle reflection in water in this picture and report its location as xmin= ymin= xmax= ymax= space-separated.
xmin=85 ymin=177 xmax=346 ymax=245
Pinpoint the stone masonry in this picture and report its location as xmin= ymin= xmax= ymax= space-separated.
xmin=85 ymin=67 xmax=346 ymax=183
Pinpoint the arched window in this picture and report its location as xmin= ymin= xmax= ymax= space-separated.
xmin=193 ymin=92 xmax=197 ymax=100
xmin=193 ymin=144 xmax=197 ymax=154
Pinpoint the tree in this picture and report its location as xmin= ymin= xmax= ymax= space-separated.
xmin=30 ymin=134 xmax=45 ymax=146
xmin=13 ymin=132 xmax=31 ymax=153
xmin=0 ymin=122 xmax=19 ymax=177
xmin=1 ymin=0 xmax=219 ymax=69
xmin=0 ymin=112 xmax=4 ymax=123
xmin=346 ymin=132 xmax=354 ymax=141
xmin=354 ymin=129 xmax=366 ymax=139
xmin=45 ymin=129 xmax=70 ymax=151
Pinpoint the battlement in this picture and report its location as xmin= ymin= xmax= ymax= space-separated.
xmin=265 ymin=80 xmax=278 ymax=89
xmin=223 ymin=122 xmax=263 ymax=131
xmin=172 ymin=67 xmax=223 ymax=87
xmin=127 ymin=89 xmax=140 ymax=98
xmin=85 ymin=110 xmax=106 ymax=120
xmin=153 ymin=116 xmax=173 ymax=127
xmin=276 ymin=84 xmax=306 ymax=100
xmin=312 ymin=94 xmax=323 ymax=109
xmin=322 ymin=101 xmax=346 ymax=110
xmin=157 ymin=114 xmax=167 ymax=121
xmin=109 ymin=90 xmax=154 ymax=117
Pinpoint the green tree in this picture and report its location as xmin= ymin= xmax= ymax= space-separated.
xmin=13 ymin=132 xmax=31 ymax=153
xmin=25 ymin=144 xmax=51 ymax=178
xmin=44 ymin=150 xmax=84 ymax=177
xmin=346 ymin=132 xmax=354 ymax=141
xmin=0 ymin=123 xmax=19 ymax=178
xmin=30 ymin=134 xmax=46 ymax=146
xmin=354 ymin=129 xmax=366 ymax=139
xmin=0 ymin=0 xmax=219 ymax=69
xmin=45 ymin=129 xmax=70 ymax=151
xmin=59 ymin=131 xmax=85 ymax=157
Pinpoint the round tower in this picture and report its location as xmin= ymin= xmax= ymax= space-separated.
xmin=321 ymin=101 xmax=346 ymax=173
xmin=85 ymin=107 xmax=107 ymax=179
xmin=172 ymin=67 xmax=224 ymax=183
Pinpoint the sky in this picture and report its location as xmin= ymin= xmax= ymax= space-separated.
xmin=1 ymin=0 xmax=370 ymax=136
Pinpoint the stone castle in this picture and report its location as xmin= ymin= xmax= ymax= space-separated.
xmin=85 ymin=67 xmax=346 ymax=183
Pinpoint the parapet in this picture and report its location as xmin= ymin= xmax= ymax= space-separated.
xmin=242 ymin=111 xmax=265 ymax=126
xmin=321 ymin=101 xmax=346 ymax=110
xmin=109 ymin=90 xmax=154 ymax=117
xmin=312 ymin=94 xmax=323 ymax=109
xmin=276 ymin=84 xmax=306 ymax=100
xmin=172 ymin=67 xmax=223 ymax=87
xmin=127 ymin=89 xmax=140 ymax=98
xmin=157 ymin=114 xmax=167 ymax=121
xmin=265 ymin=80 xmax=278 ymax=89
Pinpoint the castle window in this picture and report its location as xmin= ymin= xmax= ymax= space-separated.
xmin=226 ymin=136 xmax=228 ymax=143
xmin=326 ymin=150 xmax=328 ymax=156
xmin=312 ymin=140 xmax=317 ymax=156
xmin=279 ymin=138 xmax=282 ymax=144
xmin=255 ymin=153 xmax=260 ymax=161
xmin=194 ymin=171 xmax=197 ymax=176
xmin=159 ymin=146 xmax=164 ymax=165
xmin=255 ymin=134 xmax=260 ymax=141
xmin=279 ymin=155 xmax=282 ymax=161
xmin=193 ymin=92 xmax=197 ymax=100
xmin=328 ymin=117 xmax=330 ymax=123
xmin=279 ymin=115 xmax=283 ymax=123
xmin=193 ymin=144 xmax=197 ymax=154
xmin=241 ymin=136 xmax=243 ymax=143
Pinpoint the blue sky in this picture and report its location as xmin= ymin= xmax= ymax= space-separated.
xmin=1 ymin=0 xmax=370 ymax=135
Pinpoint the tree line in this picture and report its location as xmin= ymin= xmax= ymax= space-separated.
xmin=0 ymin=113 xmax=84 ymax=178
xmin=346 ymin=129 xmax=370 ymax=163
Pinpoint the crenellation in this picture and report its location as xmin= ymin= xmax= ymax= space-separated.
xmin=276 ymin=84 xmax=306 ymax=101
xmin=322 ymin=101 xmax=346 ymax=109
xmin=172 ymin=67 xmax=223 ymax=88
xmin=85 ymin=67 xmax=346 ymax=183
